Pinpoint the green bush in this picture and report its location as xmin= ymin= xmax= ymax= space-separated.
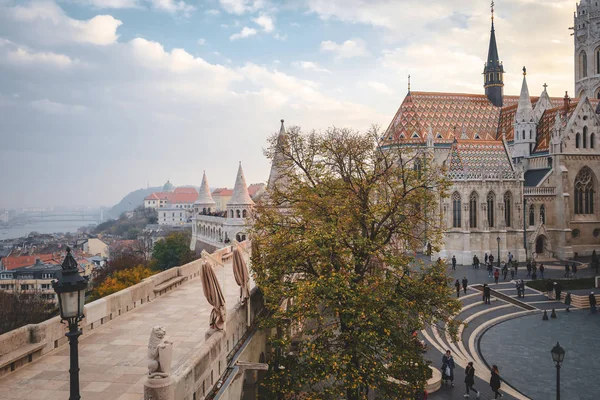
xmin=526 ymin=278 xmax=595 ymax=291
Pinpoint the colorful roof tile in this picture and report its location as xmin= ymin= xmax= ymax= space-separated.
xmin=447 ymin=140 xmax=516 ymax=180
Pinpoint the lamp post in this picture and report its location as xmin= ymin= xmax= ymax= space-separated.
xmin=52 ymin=247 xmax=88 ymax=400
xmin=551 ymin=342 xmax=565 ymax=400
xmin=496 ymin=236 xmax=501 ymax=269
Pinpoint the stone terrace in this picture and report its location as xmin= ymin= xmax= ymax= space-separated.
xmin=0 ymin=243 xmax=255 ymax=400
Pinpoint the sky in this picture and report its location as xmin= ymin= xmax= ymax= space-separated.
xmin=0 ymin=0 xmax=579 ymax=208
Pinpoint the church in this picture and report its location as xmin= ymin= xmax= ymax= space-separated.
xmin=382 ymin=2 xmax=600 ymax=265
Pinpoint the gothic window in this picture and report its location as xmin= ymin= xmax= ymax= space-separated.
xmin=487 ymin=192 xmax=495 ymax=228
xmin=529 ymin=130 xmax=532 ymax=139
xmin=584 ymin=126 xmax=588 ymax=148
xmin=230 ymin=210 xmax=234 ymax=218
xmin=504 ymin=192 xmax=512 ymax=227
xmin=576 ymin=133 xmax=581 ymax=148
xmin=522 ymin=130 xmax=525 ymax=140
xmin=540 ymin=204 xmax=546 ymax=224
xmin=236 ymin=209 xmax=241 ymax=218
xmin=242 ymin=209 xmax=248 ymax=218
xmin=452 ymin=192 xmax=461 ymax=228
xmin=581 ymin=51 xmax=588 ymax=78
xmin=597 ymin=49 xmax=600 ymax=74
xmin=414 ymin=158 xmax=423 ymax=179
xmin=529 ymin=204 xmax=535 ymax=226
xmin=469 ymin=192 xmax=478 ymax=228
xmin=591 ymin=133 xmax=596 ymax=148
xmin=574 ymin=167 xmax=595 ymax=214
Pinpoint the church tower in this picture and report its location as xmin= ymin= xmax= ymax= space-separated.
xmin=513 ymin=67 xmax=536 ymax=159
xmin=483 ymin=2 xmax=504 ymax=107
xmin=574 ymin=0 xmax=600 ymax=98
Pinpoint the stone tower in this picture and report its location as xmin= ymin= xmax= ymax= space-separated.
xmin=483 ymin=4 xmax=504 ymax=107
xmin=194 ymin=171 xmax=216 ymax=214
xmin=574 ymin=0 xmax=600 ymax=98
xmin=224 ymin=162 xmax=254 ymax=242
xmin=513 ymin=67 xmax=536 ymax=159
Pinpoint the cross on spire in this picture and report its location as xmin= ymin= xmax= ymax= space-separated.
xmin=543 ymin=83 xmax=548 ymax=91
xmin=491 ymin=0 xmax=495 ymax=21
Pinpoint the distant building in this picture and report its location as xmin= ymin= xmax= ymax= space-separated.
xmin=144 ymin=182 xmax=198 ymax=211
xmin=158 ymin=208 xmax=189 ymax=225
xmin=0 ymin=253 xmax=60 ymax=271
xmin=81 ymin=238 xmax=109 ymax=258
xmin=0 ymin=211 xmax=9 ymax=223
xmin=211 ymin=188 xmax=233 ymax=211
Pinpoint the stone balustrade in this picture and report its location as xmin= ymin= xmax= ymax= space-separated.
xmin=523 ymin=186 xmax=556 ymax=196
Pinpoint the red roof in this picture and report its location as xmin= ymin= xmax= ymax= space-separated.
xmin=144 ymin=189 xmax=198 ymax=204
xmin=2 ymin=254 xmax=60 ymax=270
xmin=248 ymin=183 xmax=265 ymax=198
xmin=173 ymin=187 xmax=197 ymax=194
xmin=212 ymin=188 xmax=233 ymax=196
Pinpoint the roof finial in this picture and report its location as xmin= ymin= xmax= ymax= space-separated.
xmin=408 ymin=74 xmax=411 ymax=93
xmin=491 ymin=0 xmax=495 ymax=21
xmin=522 ymin=66 xmax=527 ymax=76
xmin=543 ymin=83 xmax=548 ymax=91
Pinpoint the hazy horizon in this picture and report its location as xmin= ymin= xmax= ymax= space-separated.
xmin=0 ymin=0 xmax=578 ymax=209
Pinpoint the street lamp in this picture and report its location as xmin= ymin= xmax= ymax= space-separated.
xmin=52 ymin=247 xmax=88 ymax=400
xmin=496 ymin=236 xmax=501 ymax=269
xmin=551 ymin=342 xmax=565 ymax=400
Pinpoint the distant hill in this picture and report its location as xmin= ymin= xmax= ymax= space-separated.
xmin=108 ymin=187 xmax=161 ymax=219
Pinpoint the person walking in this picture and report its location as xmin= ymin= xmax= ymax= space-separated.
xmin=513 ymin=262 xmax=518 ymax=277
xmin=455 ymin=279 xmax=461 ymax=298
xmin=472 ymin=255 xmax=477 ymax=269
xmin=564 ymin=263 xmax=570 ymax=278
xmin=590 ymin=292 xmax=597 ymax=314
xmin=531 ymin=264 xmax=537 ymax=280
xmin=462 ymin=277 xmax=468 ymax=294
xmin=572 ymin=262 xmax=577 ymax=277
xmin=490 ymin=365 xmax=503 ymax=398
xmin=554 ymin=282 xmax=562 ymax=302
xmin=515 ymin=279 xmax=523 ymax=298
xmin=539 ymin=264 xmax=544 ymax=279
xmin=484 ymin=253 xmax=489 ymax=265
xmin=441 ymin=350 xmax=456 ymax=386
xmin=565 ymin=292 xmax=572 ymax=312
xmin=483 ymin=284 xmax=491 ymax=304
xmin=510 ymin=269 xmax=515 ymax=280
xmin=489 ymin=254 xmax=494 ymax=266
xmin=487 ymin=262 xmax=493 ymax=278
xmin=452 ymin=255 xmax=457 ymax=271
xmin=502 ymin=263 xmax=508 ymax=281
xmin=508 ymin=252 xmax=513 ymax=263
xmin=475 ymin=255 xmax=480 ymax=269
xmin=493 ymin=268 xmax=500 ymax=284
xmin=463 ymin=361 xmax=480 ymax=398
xmin=526 ymin=261 xmax=532 ymax=277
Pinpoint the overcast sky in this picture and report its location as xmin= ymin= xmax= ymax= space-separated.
xmin=0 ymin=0 xmax=578 ymax=208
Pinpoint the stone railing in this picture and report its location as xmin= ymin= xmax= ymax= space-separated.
xmin=527 ymin=156 xmax=550 ymax=170
xmin=523 ymin=187 xmax=556 ymax=196
xmin=0 ymin=241 xmax=250 ymax=379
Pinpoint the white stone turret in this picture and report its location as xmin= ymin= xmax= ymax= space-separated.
xmin=512 ymin=67 xmax=537 ymax=158
xmin=195 ymin=171 xmax=216 ymax=214
xmin=224 ymin=163 xmax=254 ymax=242
xmin=267 ymin=119 xmax=290 ymax=191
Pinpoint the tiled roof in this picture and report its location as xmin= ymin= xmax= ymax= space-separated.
xmin=524 ymin=168 xmax=551 ymax=187
xmin=1 ymin=254 xmax=60 ymax=270
xmin=248 ymin=183 xmax=265 ymax=198
xmin=173 ymin=187 xmax=198 ymax=194
xmin=145 ymin=193 xmax=160 ymax=200
xmin=144 ymin=190 xmax=198 ymax=204
xmin=447 ymin=139 xmax=516 ymax=180
xmin=212 ymin=188 xmax=233 ymax=196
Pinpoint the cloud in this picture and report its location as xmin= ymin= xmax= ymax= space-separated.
xmin=229 ymin=26 xmax=257 ymax=40
xmin=218 ymin=0 xmax=264 ymax=15
xmin=197 ymin=38 xmax=206 ymax=45
xmin=147 ymin=0 xmax=196 ymax=17
xmin=253 ymin=14 xmax=274 ymax=32
xmin=320 ymin=39 xmax=369 ymax=59
xmin=366 ymin=81 xmax=392 ymax=94
xmin=6 ymin=47 xmax=74 ymax=68
xmin=293 ymin=61 xmax=331 ymax=73
xmin=204 ymin=8 xmax=220 ymax=16
xmin=4 ymin=1 xmax=122 ymax=45
xmin=73 ymin=0 xmax=140 ymax=8
xmin=30 ymin=99 xmax=87 ymax=114
xmin=274 ymin=33 xmax=287 ymax=41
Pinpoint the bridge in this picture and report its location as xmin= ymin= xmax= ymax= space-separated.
xmin=26 ymin=211 xmax=102 ymax=223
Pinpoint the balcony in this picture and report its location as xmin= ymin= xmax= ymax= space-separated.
xmin=524 ymin=187 xmax=556 ymax=196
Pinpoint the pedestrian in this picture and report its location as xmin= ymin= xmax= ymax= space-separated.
xmin=526 ymin=261 xmax=532 ymax=277
xmin=510 ymin=269 xmax=515 ymax=280
xmin=508 ymin=252 xmax=513 ymax=263
xmin=455 ymin=279 xmax=461 ymax=298
xmin=489 ymin=254 xmax=494 ymax=265
xmin=483 ymin=284 xmax=491 ymax=304
xmin=441 ymin=350 xmax=455 ymax=386
xmin=572 ymin=262 xmax=577 ymax=277
xmin=475 ymin=255 xmax=480 ymax=269
xmin=564 ymin=293 xmax=571 ymax=312
xmin=502 ymin=263 xmax=508 ymax=281
xmin=564 ymin=263 xmax=570 ymax=278
xmin=590 ymin=292 xmax=597 ymax=314
xmin=487 ymin=262 xmax=493 ymax=278
xmin=452 ymin=255 xmax=457 ymax=271
xmin=539 ymin=264 xmax=544 ymax=279
xmin=520 ymin=279 xmax=525 ymax=298
xmin=513 ymin=262 xmax=518 ymax=277
xmin=515 ymin=279 xmax=521 ymax=298
xmin=472 ymin=255 xmax=477 ymax=269
xmin=490 ymin=365 xmax=503 ymax=398
xmin=493 ymin=268 xmax=500 ymax=284
xmin=462 ymin=277 xmax=468 ymax=294
xmin=485 ymin=253 xmax=489 ymax=264
xmin=463 ymin=361 xmax=480 ymax=398
xmin=554 ymin=282 xmax=562 ymax=302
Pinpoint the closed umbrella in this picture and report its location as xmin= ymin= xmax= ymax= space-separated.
xmin=232 ymin=248 xmax=250 ymax=304
xmin=201 ymin=262 xmax=226 ymax=330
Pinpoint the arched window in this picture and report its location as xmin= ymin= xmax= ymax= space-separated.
xmin=230 ymin=210 xmax=234 ymax=218
xmin=414 ymin=158 xmax=423 ymax=179
xmin=522 ymin=130 xmax=525 ymax=140
xmin=452 ymin=192 xmax=461 ymax=228
xmin=581 ymin=51 xmax=588 ymax=78
xmin=487 ymin=192 xmax=495 ymax=228
xmin=574 ymin=167 xmax=595 ymax=214
xmin=469 ymin=192 xmax=478 ymax=228
xmin=596 ymin=48 xmax=600 ymax=74
xmin=540 ymin=204 xmax=546 ymax=224
xmin=584 ymin=126 xmax=588 ymax=148
xmin=242 ymin=209 xmax=247 ymax=218
xmin=504 ymin=192 xmax=512 ymax=227
xmin=529 ymin=204 xmax=535 ymax=226
xmin=529 ymin=130 xmax=532 ymax=139
xmin=236 ymin=209 xmax=241 ymax=218
xmin=576 ymin=133 xmax=581 ymax=148
xmin=591 ymin=133 xmax=596 ymax=148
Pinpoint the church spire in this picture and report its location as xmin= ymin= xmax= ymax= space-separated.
xmin=268 ymin=119 xmax=290 ymax=189
xmin=515 ymin=67 xmax=533 ymax=123
xmin=483 ymin=1 xmax=504 ymax=107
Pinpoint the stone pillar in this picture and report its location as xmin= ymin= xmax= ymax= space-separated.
xmin=144 ymin=376 xmax=174 ymax=400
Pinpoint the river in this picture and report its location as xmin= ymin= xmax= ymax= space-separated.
xmin=0 ymin=219 xmax=99 ymax=241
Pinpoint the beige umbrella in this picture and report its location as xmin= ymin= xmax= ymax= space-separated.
xmin=201 ymin=262 xmax=226 ymax=330
xmin=232 ymin=248 xmax=250 ymax=304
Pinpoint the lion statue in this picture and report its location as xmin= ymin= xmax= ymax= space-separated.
xmin=147 ymin=325 xmax=173 ymax=379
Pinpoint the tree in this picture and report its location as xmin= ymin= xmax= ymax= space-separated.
xmin=91 ymin=265 xmax=155 ymax=299
xmin=151 ymin=231 xmax=195 ymax=270
xmin=251 ymin=126 xmax=460 ymax=399
xmin=0 ymin=290 xmax=57 ymax=335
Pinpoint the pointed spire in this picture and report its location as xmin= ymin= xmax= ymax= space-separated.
xmin=483 ymin=0 xmax=504 ymax=107
xmin=268 ymin=119 xmax=290 ymax=189
xmin=228 ymin=162 xmax=254 ymax=206
xmin=515 ymin=66 xmax=533 ymax=123
xmin=195 ymin=171 xmax=215 ymax=206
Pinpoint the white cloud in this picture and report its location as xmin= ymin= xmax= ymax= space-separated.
xmin=6 ymin=1 xmax=122 ymax=45
xmin=218 ymin=0 xmax=264 ymax=15
xmin=204 ymin=8 xmax=220 ymax=16
xmin=320 ymin=39 xmax=369 ymax=59
xmin=7 ymin=47 xmax=74 ymax=68
xmin=229 ymin=26 xmax=257 ymax=40
xmin=253 ymin=14 xmax=274 ymax=32
xmin=30 ymin=99 xmax=87 ymax=114
xmin=197 ymin=38 xmax=206 ymax=45
xmin=274 ymin=33 xmax=287 ymax=41
xmin=293 ymin=61 xmax=331 ymax=74
xmin=366 ymin=81 xmax=392 ymax=95
xmin=147 ymin=0 xmax=196 ymax=17
xmin=74 ymin=0 xmax=140 ymax=8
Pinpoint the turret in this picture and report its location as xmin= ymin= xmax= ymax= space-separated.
xmin=226 ymin=162 xmax=254 ymax=220
xmin=574 ymin=0 xmax=600 ymax=98
xmin=194 ymin=171 xmax=216 ymax=214
xmin=483 ymin=4 xmax=504 ymax=107
xmin=267 ymin=119 xmax=290 ymax=190
xmin=512 ymin=67 xmax=536 ymax=158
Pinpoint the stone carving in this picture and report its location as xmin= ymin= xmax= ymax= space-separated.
xmin=147 ymin=325 xmax=173 ymax=379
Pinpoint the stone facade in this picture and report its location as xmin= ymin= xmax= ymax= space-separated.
xmin=574 ymin=0 xmax=600 ymax=99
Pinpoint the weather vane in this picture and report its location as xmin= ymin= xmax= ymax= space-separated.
xmin=491 ymin=1 xmax=495 ymax=21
